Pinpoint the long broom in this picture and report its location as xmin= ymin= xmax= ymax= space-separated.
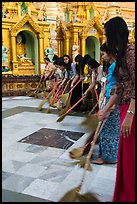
xmin=46 ymin=84 xmax=63 ymax=113
xmin=58 ymin=78 xmax=83 ymax=116
xmin=37 ymin=79 xmax=60 ymax=111
xmin=27 ymin=76 xmax=43 ymax=97
xmin=56 ymin=94 xmax=86 ymax=122
xmin=70 ymin=84 xmax=113 ymax=158
xmin=59 ymin=78 xmax=83 ymax=108
xmin=36 ymin=77 xmax=57 ymax=99
xmin=59 ymin=120 xmax=106 ymax=202
xmin=46 ymin=79 xmax=70 ymax=112
xmin=69 ymin=118 xmax=107 ymax=159
xmin=54 ymin=79 xmax=71 ymax=110
xmin=69 ymin=93 xmax=106 ymax=159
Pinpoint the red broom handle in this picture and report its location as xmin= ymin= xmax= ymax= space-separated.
xmin=50 ymin=84 xmax=62 ymax=104
xmin=65 ymin=95 xmax=86 ymax=114
xmin=68 ymin=78 xmax=83 ymax=94
xmin=43 ymin=79 xmax=60 ymax=101
xmin=56 ymin=80 xmax=71 ymax=104
xmin=61 ymin=79 xmax=71 ymax=95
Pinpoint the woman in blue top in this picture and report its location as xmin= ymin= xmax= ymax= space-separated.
xmin=92 ymin=42 xmax=120 ymax=164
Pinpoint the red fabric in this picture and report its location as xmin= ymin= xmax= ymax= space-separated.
xmin=112 ymin=104 xmax=135 ymax=202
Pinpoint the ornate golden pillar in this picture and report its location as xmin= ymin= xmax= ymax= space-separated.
xmin=61 ymin=40 xmax=64 ymax=57
xmin=86 ymin=9 xmax=90 ymax=20
xmin=38 ymin=34 xmax=44 ymax=74
xmin=56 ymin=38 xmax=61 ymax=57
xmin=64 ymin=37 xmax=70 ymax=55
xmin=81 ymin=35 xmax=86 ymax=57
xmin=69 ymin=10 xmax=72 ymax=21
xmin=11 ymin=34 xmax=18 ymax=74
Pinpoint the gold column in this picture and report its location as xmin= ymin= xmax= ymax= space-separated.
xmin=61 ymin=40 xmax=63 ymax=56
xmin=56 ymin=38 xmax=61 ymax=57
xmin=86 ymin=9 xmax=90 ymax=20
xmin=69 ymin=10 xmax=72 ymax=21
xmin=73 ymin=32 xmax=78 ymax=45
xmin=65 ymin=37 xmax=70 ymax=55
xmin=11 ymin=35 xmax=18 ymax=74
xmin=38 ymin=35 xmax=44 ymax=75
xmin=81 ymin=36 xmax=86 ymax=57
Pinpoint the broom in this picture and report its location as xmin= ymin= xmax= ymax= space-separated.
xmin=72 ymin=85 xmax=114 ymax=158
xmin=28 ymin=76 xmax=43 ymax=97
xmin=35 ymin=77 xmax=56 ymax=99
xmin=59 ymin=78 xmax=83 ymax=109
xmin=69 ymin=115 xmax=99 ymax=159
xmin=37 ymin=79 xmax=60 ymax=111
xmin=56 ymin=94 xmax=86 ymax=122
xmin=48 ymin=84 xmax=63 ymax=108
xmin=58 ymin=78 xmax=83 ymax=116
xmin=59 ymin=120 xmax=105 ymax=202
xmin=69 ymin=93 xmax=106 ymax=159
xmin=46 ymin=84 xmax=63 ymax=113
xmin=54 ymin=79 xmax=71 ymax=109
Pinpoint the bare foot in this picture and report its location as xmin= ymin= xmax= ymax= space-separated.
xmin=92 ymin=157 xmax=105 ymax=165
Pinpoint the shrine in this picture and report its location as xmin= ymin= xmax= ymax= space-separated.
xmin=2 ymin=2 xmax=135 ymax=96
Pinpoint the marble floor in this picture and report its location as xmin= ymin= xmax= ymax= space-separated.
xmin=2 ymin=96 xmax=117 ymax=202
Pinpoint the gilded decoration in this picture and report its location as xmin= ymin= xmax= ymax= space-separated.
xmin=56 ymin=21 xmax=71 ymax=39
xmin=10 ymin=14 xmax=43 ymax=37
xmin=79 ymin=17 xmax=103 ymax=37
xmin=2 ymin=2 xmax=135 ymax=96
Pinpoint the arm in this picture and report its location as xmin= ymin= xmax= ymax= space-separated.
xmin=83 ymin=71 xmax=95 ymax=95
xmin=71 ymin=74 xmax=79 ymax=88
xmin=71 ymin=63 xmax=77 ymax=80
xmin=98 ymin=93 xmax=118 ymax=121
xmin=121 ymin=45 xmax=135 ymax=137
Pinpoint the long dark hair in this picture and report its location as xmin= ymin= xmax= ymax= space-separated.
xmin=82 ymin=54 xmax=91 ymax=66
xmin=100 ymin=42 xmax=113 ymax=72
xmin=75 ymin=54 xmax=84 ymax=75
xmin=104 ymin=17 xmax=129 ymax=77
xmin=63 ymin=54 xmax=72 ymax=72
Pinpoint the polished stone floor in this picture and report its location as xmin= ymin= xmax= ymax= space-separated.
xmin=2 ymin=96 xmax=117 ymax=202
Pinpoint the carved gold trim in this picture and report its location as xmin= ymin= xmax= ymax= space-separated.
xmin=10 ymin=14 xmax=43 ymax=37
xmin=56 ymin=21 xmax=71 ymax=39
xmin=79 ymin=17 xmax=103 ymax=37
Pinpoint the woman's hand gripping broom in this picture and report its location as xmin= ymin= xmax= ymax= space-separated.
xmin=37 ymin=79 xmax=60 ymax=111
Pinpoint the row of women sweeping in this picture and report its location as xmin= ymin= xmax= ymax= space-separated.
xmin=42 ymin=46 xmax=120 ymax=163
xmin=50 ymin=54 xmax=102 ymax=113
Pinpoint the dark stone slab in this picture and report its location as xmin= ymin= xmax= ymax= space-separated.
xmin=18 ymin=128 xmax=84 ymax=149
xmin=2 ymin=189 xmax=52 ymax=202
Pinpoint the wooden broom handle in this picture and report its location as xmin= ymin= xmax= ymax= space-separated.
xmin=61 ymin=79 xmax=71 ymax=95
xmin=68 ymin=78 xmax=83 ymax=94
xmin=43 ymin=79 xmax=60 ymax=101
xmin=65 ymin=95 xmax=86 ymax=114
xmin=50 ymin=84 xmax=62 ymax=105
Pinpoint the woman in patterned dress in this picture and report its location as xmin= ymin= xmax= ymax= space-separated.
xmin=92 ymin=42 xmax=120 ymax=164
xmin=99 ymin=17 xmax=135 ymax=202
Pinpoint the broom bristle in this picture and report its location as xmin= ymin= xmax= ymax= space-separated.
xmin=58 ymin=107 xmax=67 ymax=116
xmin=60 ymin=93 xmax=69 ymax=106
xmin=77 ymin=192 xmax=100 ymax=202
xmin=28 ymin=91 xmax=36 ymax=97
xmin=59 ymin=187 xmax=79 ymax=202
xmin=56 ymin=114 xmax=66 ymax=122
xmin=37 ymin=99 xmax=47 ymax=111
xmin=46 ymin=107 xmax=51 ymax=113
xmin=69 ymin=147 xmax=84 ymax=159
xmin=81 ymin=114 xmax=98 ymax=132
